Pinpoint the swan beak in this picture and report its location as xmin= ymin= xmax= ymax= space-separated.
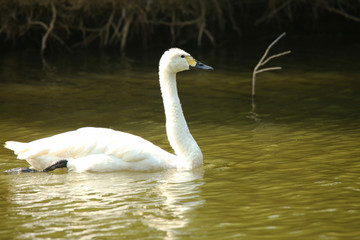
xmin=185 ymin=56 xmax=214 ymax=71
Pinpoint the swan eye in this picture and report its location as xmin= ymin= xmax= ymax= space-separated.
xmin=181 ymin=55 xmax=185 ymax=58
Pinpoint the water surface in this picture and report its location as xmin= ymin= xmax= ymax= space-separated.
xmin=0 ymin=43 xmax=359 ymax=239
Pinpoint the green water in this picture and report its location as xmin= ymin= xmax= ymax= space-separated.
xmin=0 ymin=43 xmax=359 ymax=239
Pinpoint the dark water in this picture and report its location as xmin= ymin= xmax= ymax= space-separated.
xmin=0 ymin=42 xmax=359 ymax=239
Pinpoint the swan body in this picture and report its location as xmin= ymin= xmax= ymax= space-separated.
xmin=4 ymin=48 xmax=213 ymax=172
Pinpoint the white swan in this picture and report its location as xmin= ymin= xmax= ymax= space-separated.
xmin=4 ymin=48 xmax=213 ymax=173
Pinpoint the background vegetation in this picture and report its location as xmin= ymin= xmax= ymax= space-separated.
xmin=0 ymin=0 xmax=359 ymax=55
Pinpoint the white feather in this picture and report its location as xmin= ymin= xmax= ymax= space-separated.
xmin=4 ymin=48 xmax=211 ymax=172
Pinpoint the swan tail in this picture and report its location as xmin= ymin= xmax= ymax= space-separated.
xmin=4 ymin=141 xmax=29 ymax=157
xmin=4 ymin=141 xmax=61 ymax=170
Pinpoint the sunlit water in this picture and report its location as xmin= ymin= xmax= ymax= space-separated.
xmin=0 ymin=43 xmax=359 ymax=239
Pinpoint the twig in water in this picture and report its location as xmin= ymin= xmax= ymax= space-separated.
xmin=252 ymin=32 xmax=291 ymax=97
xmin=248 ymin=32 xmax=291 ymax=121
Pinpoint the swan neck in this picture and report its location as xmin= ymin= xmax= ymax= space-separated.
xmin=159 ymin=70 xmax=202 ymax=168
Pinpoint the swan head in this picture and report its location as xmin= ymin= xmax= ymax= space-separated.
xmin=159 ymin=48 xmax=213 ymax=74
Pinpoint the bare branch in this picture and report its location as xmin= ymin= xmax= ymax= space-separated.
xmin=255 ymin=67 xmax=282 ymax=74
xmin=41 ymin=2 xmax=56 ymax=56
xmin=102 ymin=7 xmax=116 ymax=46
xmin=261 ymin=50 xmax=291 ymax=66
xmin=255 ymin=0 xmax=294 ymax=25
xmin=257 ymin=32 xmax=286 ymax=67
xmin=324 ymin=5 xmax=360 ymax=23
xmin=252 ymin=32 xmax=290 ymax=97
xmin=204 ymin=29 xmax=215 ymax=46
xmin=28 ymin=20 xmax=48 ymax=30
xmin=148 ymin=18 xmax=202 ymax=27
xmin=120 ymin=14 xmax=132 ymax=51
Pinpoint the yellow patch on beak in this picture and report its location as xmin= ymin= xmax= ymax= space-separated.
xmin=184 ymin=56 xmax=197 ymax=67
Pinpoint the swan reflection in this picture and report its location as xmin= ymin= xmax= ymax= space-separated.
xmin=8 ymin=169 xmax=204 ymax=239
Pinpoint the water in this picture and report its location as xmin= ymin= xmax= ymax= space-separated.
xmin=0 ymin=42 xmax=360 ymax=239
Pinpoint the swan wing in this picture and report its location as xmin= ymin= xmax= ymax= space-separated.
xmin=5 ymin=127 xmax=173 ymax=170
